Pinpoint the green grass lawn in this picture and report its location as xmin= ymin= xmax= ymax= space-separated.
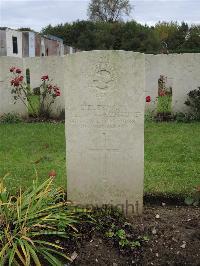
xmin=145 ymin=122 xmax=200 ymax=196
xmin=0 ymin=123 xmax=66 ymax=192
xmin=0 ymin=122 xmax=200 ymax=197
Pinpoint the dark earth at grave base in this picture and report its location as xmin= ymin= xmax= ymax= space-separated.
xmin=59 ymin=206 xmax=200 ymax=266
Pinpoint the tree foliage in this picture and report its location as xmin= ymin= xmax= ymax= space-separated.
xmin=87 ymin=0 xmax=132 ymax=22
xmin=41 ymin=20 xmax=200 ymax=54
xmin=18 ymin=27 xmax=34 ymax=32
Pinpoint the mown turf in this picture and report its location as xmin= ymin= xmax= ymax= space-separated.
xmin=0 ymin=122 xmax=200 ymax=196
xmin=145 ymin=122 xmax=200 ymax=196
xmin=0 ymin=123 xmax=66 ymax=192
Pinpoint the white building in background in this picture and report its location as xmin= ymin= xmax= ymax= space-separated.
xmin=0 ymin=27 xmax=76 ymax=58
xmin=0 ymin=28 xmax=23 ymax=58
xmin=23 ymin=31 xmax=36 ymax=57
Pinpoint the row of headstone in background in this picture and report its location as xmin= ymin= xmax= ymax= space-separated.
xmin=65 ymin=51 xmax=145 ymax=216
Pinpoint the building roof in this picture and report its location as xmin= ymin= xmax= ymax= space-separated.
xmin=0 ymin=27 xmax=64 ymax=43
xmin=44 ymin=34 xmax=63 ymax=42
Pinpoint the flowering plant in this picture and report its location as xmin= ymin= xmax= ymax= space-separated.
xmin=146 ymin=96 xmax=151 ymax=103
xmin=10 ymin=66 xmax=36 ymax=115
xmin=39 ymin=75 xmax=61 ymax=117
xmin=157 ymin=75 xmax=172 ymax=115
xmin=9 ymin=67 xmax=61 ymax=118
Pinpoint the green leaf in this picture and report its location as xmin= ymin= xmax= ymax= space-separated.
xmin=8 ymin=244 xmax=17 ymax=266
xmin=115 ymin=229 xmax=126 ymax=239
xmin=185 ymin=197 xmax=194 ymax=205
xmin=193 ymin=200 xmax=199 ymax=206
xmin=105 ymin=231 xmax=114 ymax=238
xmin=24 ymin=242 xmax=41 ymax=266
xmin=40 ymin=249 xmax=64 ymax=266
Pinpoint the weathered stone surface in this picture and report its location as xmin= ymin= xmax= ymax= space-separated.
xmin=65 ymin=51 xmax=145 ymax=215
xmin=0 ymin=56 xmax=27 ymax=116
xmin=1 ymin=53 xmax=200 ymax=117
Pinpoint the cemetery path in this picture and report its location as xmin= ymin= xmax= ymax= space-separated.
xmin=69 ymin=206 xmax=199 ymax=266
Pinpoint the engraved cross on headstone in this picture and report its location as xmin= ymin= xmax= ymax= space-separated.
xmin=89 ymin=132 xmax=120 ymax=181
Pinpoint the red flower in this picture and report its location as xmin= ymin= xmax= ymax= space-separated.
xmin=18 ymin=76 xmax=24 ymax=82
xmin=13 ymin=80 xmax=20 ymax=87
xmin=55 ymin=90 xmax=61 ymax=96
xmin=41 ymin=75 xmax=49 ymax=81
xmin=10 ymin=76 xmax=23 ymax=87
xmin=47 ymin=84 xmax=52 ymax=91
xmin=15 ymin=68 xmax=22 ymax=74
xmin=146 ymin=96 xmax=151 ymax=103
xmin=48 ymin=170 xmax=56 ymax=177
xmin=159 ymin=90 xmax=166 ymax=97
xmin=53 ymin=86 xmax=61 ymax=96
xmin=10 ymin=67 xmax=15 ymax=73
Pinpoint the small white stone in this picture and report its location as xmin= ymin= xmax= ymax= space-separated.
xmin=155 ymin=214 xmax=160 ymax=219
xmin=180 ymin=243 xmax=186 ymax=249
xmin=152 ymin=228 xmax=157 ymax=235
xmin=70 ymin=251 xmax=78 ymax=262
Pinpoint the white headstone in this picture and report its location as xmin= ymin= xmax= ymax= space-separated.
xmin=65 ymin=51 xmax=145 ymax=215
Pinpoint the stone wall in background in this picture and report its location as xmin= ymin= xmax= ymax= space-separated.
xmin=145 ymin=53 xmax=200 ymax=113
xmin=0 ymin=53 xmax=200 ymax=117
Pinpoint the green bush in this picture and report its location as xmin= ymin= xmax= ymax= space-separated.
xmin=185 ymin=87 xmax=200 ymax=121
xmin=0 ymin=176 xmax=87 ymax=265
xmin=145 ymin=110 xmax=155 ymax=122
xmin=174 ymin=112 xmax=196 ymax=123
xmin=0 ymin=113 xmax=22 ymax=124
xmin=28 ymin=95 xmax=40 ymax=117
xmin=58 ymin=109 xmax=65 ymax=120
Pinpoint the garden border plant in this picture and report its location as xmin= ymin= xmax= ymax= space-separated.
xmin=156 ymin=75 xmax=173 ymax=121
xmin=0 ymin=175 xmax=90 ymax=265
xmin=9 ymin=67 xmax=61 ymax=118
xmin=0 ymin=112 xmax=22 ymax=124
xmin=185 ymin=86 xmax=200 ymax=121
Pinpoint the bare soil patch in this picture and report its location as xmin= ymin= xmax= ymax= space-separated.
xmin=64 ymin=206 xmax=200 ymax=266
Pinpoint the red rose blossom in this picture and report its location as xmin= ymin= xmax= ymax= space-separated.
xmin=13 ymin=80 xmax=20 ymax=87
xmin=53 ymin=86 xmax=61 ymax=96
xmin=10 ymin=76 xmax=23 ymax=87
xmin=47 ymin=84 xmax=52 ymax=91
xmin=159 ymin=91 xmax=166 ymax=97
xmin=10 ymin=67 xmax=15 ymax=73
xmin=146 ymin=96 xmax=151 ymax=103
xmin=41 ymin=75 xmax=49 ymax=81
xmin=48 ymin=170 xmax=56 ymax=177
xmin=55 ymin=90 xmax=61 ymax=96
xmin=15 ymin=68 xmax=22 ymax=74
